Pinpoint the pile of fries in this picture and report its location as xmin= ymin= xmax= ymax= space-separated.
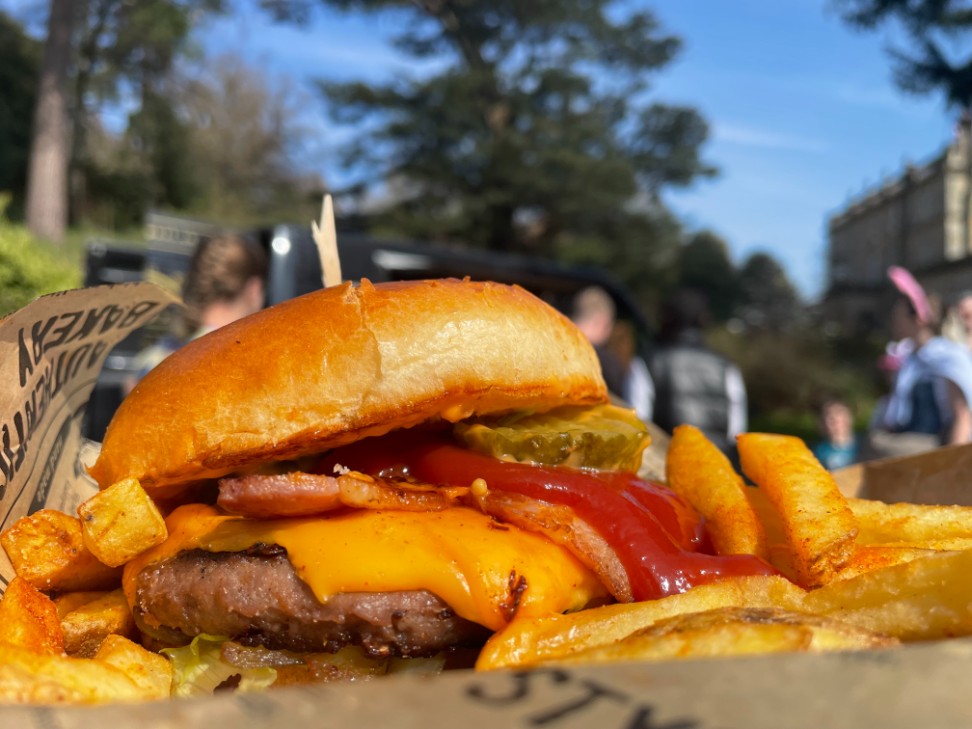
xmin=477 ymin=427 xmax=972 ymax=670
xmin=0 ymin=478 xmax=171 ymax=702
xmin=5 ymin=427 xmax=972 ymax=702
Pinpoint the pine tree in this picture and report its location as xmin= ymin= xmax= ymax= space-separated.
xmin=290 ymin=0 xmax=716 ymax=291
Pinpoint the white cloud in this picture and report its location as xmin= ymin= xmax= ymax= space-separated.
xmin=714 ymin=122 xmax=829 ymax=154
xmin=827 ymin=80 xmax=942 ymax=121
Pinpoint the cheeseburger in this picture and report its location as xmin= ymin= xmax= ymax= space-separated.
xmin=89 ymin=278 xmax=772 ymax=679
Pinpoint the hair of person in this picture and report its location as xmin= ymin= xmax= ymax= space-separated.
xmin=893 ymin=291 xmax=943 ymax=335
xmin=814 ymin=393 xmax=853 ymax=417
xmin=608 ymin=319 xmax=638 ymax=365
xmin=572 ymin=286 xmax=616 ymax=324
xmin=182 ymin=234 xmax=268 ymax=333
xmin=658 ymin=287 xmax=710 ymax=341
xmin=951 ymin=290 xmax=972 ymax=307
xmin=942 ymin=291 xmax=972 ymax=343
xmin=926 ymin=292 xmax=944 ymax=334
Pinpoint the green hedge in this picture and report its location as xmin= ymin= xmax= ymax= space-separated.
xmin=0 ymin=197 xmax=82 ymax=317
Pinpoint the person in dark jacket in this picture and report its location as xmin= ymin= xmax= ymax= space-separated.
xmin=649 ymin=288 xmax=747 ymax=455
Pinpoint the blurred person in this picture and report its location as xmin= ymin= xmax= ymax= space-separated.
xmin=608 ymin=319 xmax=654 ymax=422
xmin=128 ymin=233 xmax=268 ymax=390
xmin=958 ymin=292 xmax=972 ymax=348
xmin=811 ymin=396 xmax=860 ymax=471
xmin=869 ymin=267 xmax=972 ymax=455
xmin=648 ymin=287 xmax=747 ymax=456
xmin=868 ymin=338 xmax=913 ymax=434
xmin=571 ymin=286 xmax=628 ymax=399
xmin=942 ymin=290 xmax=972 ymax=351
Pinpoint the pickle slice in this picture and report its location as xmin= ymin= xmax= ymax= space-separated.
xmin=454 ymin=403 xmax=650 ymax=472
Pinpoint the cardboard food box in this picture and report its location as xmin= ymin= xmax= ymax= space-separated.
xmin=3 ymin=284 xmax=972 ymax=728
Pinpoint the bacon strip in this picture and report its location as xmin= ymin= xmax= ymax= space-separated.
xmin=217 ymin=472 xmax=342 ymax=517
xmin=217 ymin=471 xmax=465 ymax=518
xmin=470 ymin=491 xmax=633 ymax=603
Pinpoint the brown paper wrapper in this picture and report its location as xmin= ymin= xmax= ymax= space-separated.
xmin=0 ymin=283 xmax=179 ymax=588
xmin=2 ymin=638 xmax=972 ymax=728
xmin=834 ymin=441 xmax=972 ymax=505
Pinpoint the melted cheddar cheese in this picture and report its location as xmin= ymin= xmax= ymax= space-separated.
xmin=123 ymin=504 xmax=607 ymax=631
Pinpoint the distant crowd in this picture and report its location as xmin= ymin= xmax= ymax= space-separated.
xmin=573 ymin=263 xmax=972 ymax=472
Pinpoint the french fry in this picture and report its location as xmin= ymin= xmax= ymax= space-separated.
xmin=60 ymin=589 xmax=137 ymax=658
xmin=888 ymin=537 xmax=972 ymax=551
xmin=738 ymin=433 xmax=858 ymax=588
xmin=0 ymin=612 xmax=169 ymax=703
xmin=666 ymin=425 xmax=769 ymax=559
xmin=835 ymin=545 xmax=940 ymax=580
xmin=0 ymin=645 xmax=146 ymax=704
xmin=850 ymin=498 xmax=972 ymax=544
xmin=54 ymin=591 xmax=109 ymax=619
xmin=744 ymin=485 xmax=799 ymax=581
xmin=476 ymin=575 xmax=806 ymax=670
xmin=553 ymin=609 xmax=808 ymax=666
xmin=94 ymin=635 xmax=172 ymax=700
xmin=549 ymin=607 xmax=896 ymax=667
xmin=0 ymin=510 xmax=121 ymax=592
xmin=804 ymin=549 xmax=972 ymax=641
xmin=0 ymin=577 xmax=64 ymax=655
xmin=78 ymin=477 xmax=167 ymax=568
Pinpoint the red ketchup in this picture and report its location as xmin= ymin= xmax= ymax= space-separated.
xmin=317 ymin=432 xmax=776 ymax=601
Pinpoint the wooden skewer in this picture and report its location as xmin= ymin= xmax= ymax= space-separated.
xmin=311 ymin=194 xmax=342 ymax=287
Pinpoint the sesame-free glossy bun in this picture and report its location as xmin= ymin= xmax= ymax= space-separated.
xmin=90 ymin=279 xmax=607 ymax=493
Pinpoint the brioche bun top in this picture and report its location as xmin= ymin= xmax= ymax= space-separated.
xmin=90 ymin=278 xmax=607 ymax=493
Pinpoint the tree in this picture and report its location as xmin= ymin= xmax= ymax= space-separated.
xmin=24 ymin=0 xmax=76 ymax=242
xmin=0 ymin=12 xmax=40 ymax=219
xmin=675 ymin=230 xmax=739 ymax=322
xmin=69 ymin=0 xmax=225 ymax=219
xmin=125 ymin=85 xmax=200 ymax=212
xmin=179 ymin=55 xmax=324 ymax=223
xmin=21 ymin=0 xmax=227 ymax=235
xmin=737 ymin=252 xmax=801 ymax=331
xmin=296 ymin=0 xmax=715 ymax=291
xmin=835 ymin=0 xmax=972 ymax=109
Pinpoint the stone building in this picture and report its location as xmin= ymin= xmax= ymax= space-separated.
xmin=824 ymin=118 xmax=972 ymax=334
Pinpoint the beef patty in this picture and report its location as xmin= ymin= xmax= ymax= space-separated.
xmin=132 ymin=547 xmax=490 ymax=657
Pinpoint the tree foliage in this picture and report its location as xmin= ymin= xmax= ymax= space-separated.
xmin=675 ymin=230 xmax=739 ymax=322
xmin=0 ymin=12 xmax=40 ymax=220
xmin=737 ymin=251 xmax=802 ymax=331
xmin=711 ymin=323 xmax=879 ymax=440
xmin=835 ymin=0 xmax=972 ymax=110
xmin=178 ymin=55 xmax=323 ymax=224
xmin=18 ymin=0 xmax=228 ymax=234
xmin=13 ymin=1 xmax=324 ymax=230
xmin=307 ymin=0 xmax=716 ymax=293
xmin=70 ymin=0 xmax=225 ymax=216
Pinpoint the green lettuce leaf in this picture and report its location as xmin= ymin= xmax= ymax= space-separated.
xmin=162 ymin=635 xmax=278 ymax=697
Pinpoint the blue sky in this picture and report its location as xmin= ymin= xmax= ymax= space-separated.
xmin=653 ymin=1 xmax=955 ymax=301
xmin=6 ymin=0 xmax=960 ymax=300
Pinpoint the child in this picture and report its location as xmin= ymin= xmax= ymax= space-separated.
xmin=812 ymin=397 xmax=860 ymax=470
